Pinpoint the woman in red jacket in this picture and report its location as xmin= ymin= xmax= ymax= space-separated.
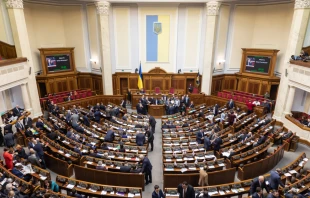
xmin=3 ymin=148 xmax=14 ymax=170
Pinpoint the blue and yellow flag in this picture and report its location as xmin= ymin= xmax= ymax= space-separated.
xmin=196 ymin=70 xmax=200 ymax=86
xmin=137 ymin=63 xmax=143 ymax=89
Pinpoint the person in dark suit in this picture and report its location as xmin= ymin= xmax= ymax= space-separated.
xmin=94 ymin=109 xmax=101 ymax=123
xmin=152 ymin=185 xmax=165 ymax=198
xmin=15 ymin=121 xmax=25 ymax=133
xmin=23 ymin=115 xmax=32 ymax=128
xmin=35 ymin=119 xmax=44 ymax=130
xmin=252 ymin=187 xmax=263 ymax=198
xmin=280 ymin=130 xmax=293 ymax=144
xmin=184 ymin=95 xmax=190 ymax=107
xmin=120 ymin=162 xmax=132 ymax=173
xmin=140 ymin=155 xmax=152 ymax=185
xmin=250 ymin=176 xmax=269 ymax=195
xmin=269 ymin=169 xmax=285 ymax=190
xmin=68 ymin=188 xmax=83 ymax=198
xmin=212 ymin=134 xmax=222 ymax=155
xmin=4 ymin=122 xmax=13 ymax=134
xmin=15 ymin=144 xmax=28 ymax=159
xmin=196 ymin=130 xmax=204 ymax=144
xmin=24 ymin=127 xmax=33 ymax=138
xmin=33 ymin=140 xmax=46 ymax=169
xmin=46 ymin=130 xmax=57 ymax=141
xmin=177 ymin=181 xmax=195 ymax=198
xmin=118 ymin=144 xmax=126 ymax=152
xmin=101 ymin=143 xmax=109 ymax=151
xmin=267 ymin=190 xmax=280 ymax=198
xmin=149 ymin=115 xmax=157 ymax=134
xmin=136 ymin=133 xmax=145 ymax=146
xmin=12 ymin=105 xmax=23 ymax=117
xmin=4 ymin=132 xmax=15 ymax=148
xmin=204 ymin=136 xmax=211 ymax=151
xmin=83 ymin=114 xmax=90 ymax=127
xmin=188 ymin=84 xmax=193 ymax=94
xmin=11 ymin=166 xmax=24 ymax=178
xmin=255 ymin=134 xmax=267 ymax=147
xmin=226 ymin=99 xmax=235 ymax=109
xmin=198 ymin=110 xmax=204 ymax=118
xmin=105 ymin=128 xmax=115 ymax=143
xmin=28 ymin=149 xmax=41 ymax=167
xmin=147 ymin=130 xmax=154 ymax=152
xmin=189 ymin=101 xmax=194 ymax=109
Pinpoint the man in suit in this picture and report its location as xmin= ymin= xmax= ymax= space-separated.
xmin=226 ymin=99 xmax=235 ymax=109
xmin=267 ymin=190 xmax=280 ymax=198
xmin=177 ymin=181 xmax=195 ymax=198
xmin=4 ymin=132 xmax=15 ymax=148
xmin=94 ymin=109 xmax=101 ymax=123
xmin=25 ymin=127 xmax=33 ymax=138
xmin=4 ymin=121 xmax=13 ymax=134
xmin=250 ymin=176 xmax=269 ymax=195
xmin=152 ymin=185 xmax=165 ymax=198
xmin=83 ymin=114 xmax=90 ymax=127
xmin=105 ymin=128 xmax=115 ymax=143
xmin=149 ymin=115 xmax=157 ymax=134
xmin=214 ymin=104 xmax=219 ymax=116
xmin=196 ymin=130 xmax=204 ymax=144
xmin=33 ymin=140 xmax=46 ymax=169
xmin=71 ymin=113 xmax=79 ymax=126
xmin=184 ymin=95 xmax=190 ymax=107
xmin=120 ymin=162 xmax=132 ymax=173
xmin=269 ymin=169 xmax=285 ymax=190
xmin=12 ymin=105 xmax=23 ymax=117
xmin=28 ymin=149 xmax=41 ymax=167
xmin=204 ymin=136 xmax=211 ymax=151
xmin=15 ymin=120 xmax=25 ymax=133
xmin=189 ymin=101 xmax=194 ymax=109
xmin=212 ymin=134 xmax=222 ymax=155
xmin=46 ymin=130 xmax=57 ymax=141
xmin=52 ymin=104 xmax=60 ymax=116
xmin=23 ymin=115 xmax=32 ymax=128
xmin=140 ymin=155 xmax=153 ymax=185
xmin=35 ymin=119 xmax=44 ymax=130
xmin=188 ymin=84 xmax=193 ymax=93
xmin=66 ymin=110 xmax=72 ymax=124
xmin=136 ymin=132 xmax=145 ymax=146
xmin=255 ymin=134 xmax=267 ymax=147
xmin=252 ymin=187 xmax=263 ymax=198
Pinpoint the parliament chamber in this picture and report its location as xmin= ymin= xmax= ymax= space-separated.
xmin=1 ymin=0 xmax=310 ymax=197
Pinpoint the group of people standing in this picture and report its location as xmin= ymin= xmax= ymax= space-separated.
xmin=136 ymin=94 xmax=195 ymax=116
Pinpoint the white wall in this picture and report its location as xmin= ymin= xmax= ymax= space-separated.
xmin=304 ymin=16 xmax=310 ymax=47
xmin=226 ymin=3 xmax=294 ymax=73
xmin=291 ymin=87 xmax=307 ymax=112
xmin=24 ymin=3 xmax=88 ymax=72
xmin=10 ymin=86 xmax=24 ymax=109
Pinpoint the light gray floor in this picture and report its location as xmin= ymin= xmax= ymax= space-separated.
xmin=5 ymin=108 xmax=310 ymax=198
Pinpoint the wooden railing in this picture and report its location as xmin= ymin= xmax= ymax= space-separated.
xmin=285 ymin=114 xmax=310 ymax=132
xmin=0 ymin=40 xmax=17 ymax=59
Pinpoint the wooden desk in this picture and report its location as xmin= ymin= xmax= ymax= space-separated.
xmin=148 ymin=105 xmax=166 ymax=118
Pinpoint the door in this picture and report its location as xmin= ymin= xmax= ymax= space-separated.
xmin=120 ymin=78 xmax=128 ymax=95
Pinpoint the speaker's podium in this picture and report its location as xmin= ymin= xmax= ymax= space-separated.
xmin=148 ymin=105 xmax=165 ymax=118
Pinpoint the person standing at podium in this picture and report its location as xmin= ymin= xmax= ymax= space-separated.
xmin=188 ymin=84 xmax=193 ymax=94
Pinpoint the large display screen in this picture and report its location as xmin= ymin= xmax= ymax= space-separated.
xmin=46 ymin=54 xmax=71 ymax=73
xmin=245 ymin=56 xmax=271 ymax=74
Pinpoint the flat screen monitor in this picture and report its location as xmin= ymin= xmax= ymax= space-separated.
xmin=46 ymin=54 xmax=71 ymax=73
xmin=245 ymin=56 xmax=271 ymax=74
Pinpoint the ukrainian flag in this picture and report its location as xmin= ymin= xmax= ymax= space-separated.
xmin=146 ymin=15 xmax=170 ymax=62
xmin=137 ymin=63 xmax=143 ymax=89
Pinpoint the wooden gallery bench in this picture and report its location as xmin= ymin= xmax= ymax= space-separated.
xmin=163 ymin=167 xmax=236 ymax=189
xmin=74 ymin=165 xmax=145 ymax=191
xmin=44 ymin=152 xmax=74 ymax=177
xmin=237 ymin=143 xmax=286 ymax=180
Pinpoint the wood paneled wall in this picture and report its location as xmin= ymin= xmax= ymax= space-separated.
xmin=112 ymin=67 xmax=201 ymax=95
xmin=0 ymin=41 xmax=17 ymax=59
xmin=36 ymin=72 xmax=103 ymax=98
xmin=211 ymin=73 xmax=280 ymax=100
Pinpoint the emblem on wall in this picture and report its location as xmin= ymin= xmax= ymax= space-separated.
xmin=153 ymin=22 xmax=162 ymax=34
